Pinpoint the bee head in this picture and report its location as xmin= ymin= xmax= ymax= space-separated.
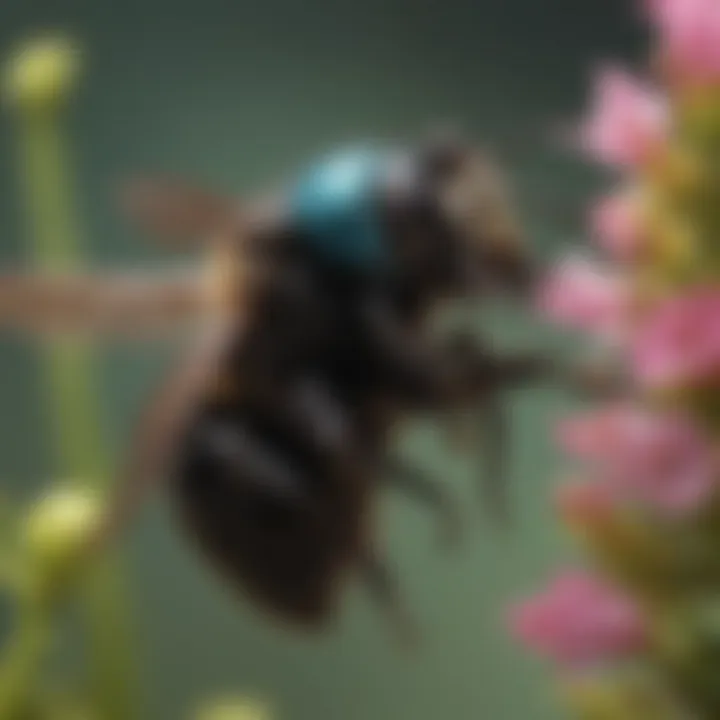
xmin=270 ymin=134 xmax=535 ymax=300
xmin=405 ymin=128 xmax=536 ymax=298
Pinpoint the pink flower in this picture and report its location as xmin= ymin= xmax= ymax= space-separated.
xmin=648 ymin=0 xmax=720 ymax=83
xmin=557 ymin=404 xmax=717 ymax=515
xmin=632 ymin=289 xmax=720 ymax=389
xmin=579 ymin=66 xmax=668 ymax=168
xmin=509 ymin=570 xmax=647 ymax=668
xmin=590 ymin=189 xmax=645 ymax=261
xmin=537 ymin=256 xmax=629 ymax=340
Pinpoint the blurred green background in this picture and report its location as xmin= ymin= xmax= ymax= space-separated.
xmin=0 ymin=1 xmax=644 ymax=718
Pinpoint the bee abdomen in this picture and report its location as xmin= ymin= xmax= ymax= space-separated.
xmin=171 ymin=407 xmax=365 ymax=628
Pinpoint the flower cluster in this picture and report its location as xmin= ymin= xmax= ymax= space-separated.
xmin=511 ymin=1 xmax=720 ymax=717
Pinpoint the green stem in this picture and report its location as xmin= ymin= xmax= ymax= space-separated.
xmin=0 ymin=599 xmax=52 ymax=719
xmin=13 ymin=107 xmax=137 ymax=718
xmin=81 ymin=560 xmax=136 ymax=720
xmin=17 ymin=113 xmax=105 ymax=482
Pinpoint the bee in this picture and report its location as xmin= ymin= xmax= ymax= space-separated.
xmin=0 ymin=130 xmax=610 ymax=644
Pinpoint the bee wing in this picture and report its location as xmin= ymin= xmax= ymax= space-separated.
xmin=96 ymin=312 xmax=239 ymax=547
xmin=119 ymin=177 xmax=240 ymax=248
xmin=477 ymin=389 xmax=510 ymax=525
xmin=0 ymin=268 xmax=208 ymax=341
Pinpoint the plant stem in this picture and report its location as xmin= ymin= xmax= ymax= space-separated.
xmin=17 ymin=113 xmax=105 ymax=482
xmin=14 ymin=104 xmax=137 ymax=719
xmin=0 ymin=599 xmax=52 ymax=719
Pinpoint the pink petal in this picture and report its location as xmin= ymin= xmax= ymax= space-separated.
xmin=509 ymin=570 xmax=647 ymax=668
xmin=557 ymin=403 xmax=718 ymax=517
xmin=579 ymin=66 xmax=668 ymax=168
xmin=537 ymin=256 xmax=629 ymax=340
xmin=648 ymin=0 xmax=720 ymax=82
xmin=632 ymin=289 xmax=720 ymax=389
xmin=556 ymin=405 xmax=629 ymax=457
xmin=590 ymin=189 xmax=645 ymax=261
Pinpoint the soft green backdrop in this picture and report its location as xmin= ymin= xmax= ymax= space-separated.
xmin=0 ymin=1 xmax=643 ymax=718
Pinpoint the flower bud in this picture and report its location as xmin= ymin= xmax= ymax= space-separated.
xmin=22 ymin=485 xmax=102 ymax=602
xmin=195 ymin=697 xmax=271 ymax=720
xmin=3 ymin=34 xmax=80 ymax=113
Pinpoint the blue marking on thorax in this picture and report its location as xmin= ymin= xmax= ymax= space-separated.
xmin=290 ymin=146 xmax=390 ymax=271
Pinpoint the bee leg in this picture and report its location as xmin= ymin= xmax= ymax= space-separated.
xmin=422 ymin=336 xmax=513 ymax=523
xmin=475 ymin=389 xmax=511 ymax=524
xmin=464 ymin=349 xmax=611 ymax=521
xmin=486 ymin=349 xmax=629 ymax=399
xmin=475 ymin=353 xmax=546 ymax=523
xmin=361 ymin=550 xmax=420 ymax=650
xmin=566 ymin=358 xmax=629 ymax=400
xmin=383 ymin=458 xmax=461 ymax=551
xmin=465 ymin=351 xmax=626 ymax=522
xmin=437 ymin=339 xmax=556 ymax=523
xmin=358 ymin=316 xmax=516 ymax=522
xmin=486 ymin=352 xmax=555 ymax=388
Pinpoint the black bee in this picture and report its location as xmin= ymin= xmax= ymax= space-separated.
xmin=0 ymin=131 xmax=609 ymax=643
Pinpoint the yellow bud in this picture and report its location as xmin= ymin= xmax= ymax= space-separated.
xmin=560 ymin=671 xmax=691 ymax=720
xmin=194 ymin=697 xmax=271 ymax=720
xmin=22 ymin=485 xmax=101 ymax=600
xmin=3 ymin=34 xmax=80 ymax=113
